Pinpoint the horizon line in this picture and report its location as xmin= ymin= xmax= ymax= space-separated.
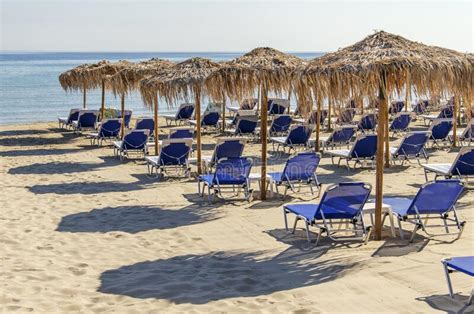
xmin=0 ymin=50 xmax=327 ymax=54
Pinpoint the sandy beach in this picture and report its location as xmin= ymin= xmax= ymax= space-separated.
xmin=1 ymin=118 xmax=473 ymax=312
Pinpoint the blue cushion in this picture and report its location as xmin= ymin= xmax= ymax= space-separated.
xmin=446 ymin=256 xmax=474 ymax=276
xmin=284 ymin=204 xmax=318 ymax=222
xmin=284 ymin=203 xmax=359 ymax=221
xmin=268 ymin=172 xmax=284 ymax=183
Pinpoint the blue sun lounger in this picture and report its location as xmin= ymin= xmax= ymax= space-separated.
xmin=421 ymin=105 xmax=453 ymax=126
xmin=283 ymin=182 xmax=372 ymax=244
xmin=389 ymin=131 xmax=430 ymax=165
xmin=442 ymin=256 xmax=474 ymax=305
xmin=412 ymin=100 xmax=429 ymax=115
xmin=86 ymin=118 xmax=122 ymax=146
xmin=268 ymin=99 xmax=290 ymax=115
xmin=145 ymin=138 xmax=193 ymax=179
xmin=72 ymin=110 xmax=99 ymax=133
xmin=311 ymin=125 xmax=356 ymax=150
xmin=113 ymin=129 xmax=150 ymax=160
xmin=196 ymin=137 xmax=246 ymax=172
xmin=268 ymin=152 xmax=321 ymax=197
xmin=169 ymin=127 xmax=194 ymax=139
xmin=422 ymin=147 xmax=474 ymax=181
xmin=294 ymin=110 xmax=328 ymax=127
xmin=134 ymin=117 xmax=155 ymax=136
xmin=268 ymin=114 xmax=293 ymax=136
xmin=428 ymin=118 xmax=454 ymax=148
xmin=389 ymin=101 xmax=405 ymax=115
xmin=226 ymin=116 xmax=258 ymax=138
xmin=381 ymin=180 xmax=465 ymax=242
xmin=198 ymin=157 xmax=253 ymax=202
xmin=457 ymin=119 xmax=474 ymax=146
xmin=227 ymin=98 xmax=258 ymax=113
xmin=58 ymin=108 xmax=80 ymax=129
xmin=163 ymin=103 xmax=195 ymax=126
xmin=325 ymin=134 xmax=378 ymax=170
xmin=117 ymin=110 xmax=133 ymax=129
xmin=189 ymin=110 xmax=220 ymax=130
xmin=270 ymin=125 xmax=311 ymax=153
xmin=389 ymin=112 xmax=412 ymax=135
xmin=336 ymin=108 xmax=356 ymax=125
xmin=358 ymin=113 xmax=377 ymax=133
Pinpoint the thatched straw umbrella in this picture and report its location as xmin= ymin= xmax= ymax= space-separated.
xmin=140 ymin=57 xmax=222 ymax=174
xmin=108 ymin=58 xmax=174 ymax=154
xmin=59 ymin=60 xmax=132 ymax=128
xmin=303 ymin=30 xmax=473 ymax=240
xmin=207 ymin=47 xmax=306 ymax=200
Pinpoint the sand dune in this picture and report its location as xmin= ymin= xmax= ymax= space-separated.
xmin=0 ymin=120 xmax=472 ymax=312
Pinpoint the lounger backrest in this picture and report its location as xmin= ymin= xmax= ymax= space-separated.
xmin=412 ymin=101 xmax=428 ymax=115
xmin=268 ymin=99 xmax=290 ymax=115
xmin=211 ymin=138 xmax=246 ymax=164
xmin=450 ymin=147 xmax=474 ymax=176
xmin=235 ymin=116 xmax=258 ymax=134
xmin=329 ymin=126 xmax=356 ymax=144
xmin=67 ymin=109 xmax=81 ymax=124
xmin=282 ymin=152 xmax=321 ymax=181
xmin=122 ymin=129 xmax=149 ymax=150
xmin=169 ymin=127 xmax=194 ymax=139
xmin=159 ymin=138 xmax=193 ymax=166
xmin=241 ymin=98 xmax=257 ymax=110
xmin=339 ymin=108 xmax=355 ymax=123
xmin=78 ymin=110 xmax=98 ymax=128
xmin=118 ymin=110 xmax=133 ymax=128
xmin=270 ymin=115 xmax=293 ymax=133
xmin=390 ymin=112 xmax=412 ymax=130
xmin=429 ymin=118 xmax=453 ymax=140
xmin=176 ymin=103 xmax=195 ymax=119
xmin=309 ymin=109 xmax=328 ymax=125
xmin=135 ymin=118 xmax=155 ymax=134
xmin=350 ymin=134 xmax=377 ymax=158
xmin=358 ymin=113 xmax=377 ymax=130
xmin=347 ymin=99 xmax=357 ymax=109
xmin=460 ymin=119 xmax=474 ymax=139
xmin=389 ymin=101 xmax=405 ymax=114
xmin=202 ymin=111 xmax=220 ymax=126
xmin=315 ymin=182 xmax=372 ymax=219
xmin=99 ymin=119 xmax=121 ymax=138
xmin=286 ymin=125 xmax=311 ymax=145
xmin=213 ymin=157 xmax=252 ymax=185
xmin=395 ymin=131 xmax=430 ymax=156
xmin=438 ymin=106 xmax=454 ymax=119
xmin=407 ymin=180 xmax=464 ymax=215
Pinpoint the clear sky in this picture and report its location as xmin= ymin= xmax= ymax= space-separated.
xmin=1 ymin=0 xmax=472 ymax=53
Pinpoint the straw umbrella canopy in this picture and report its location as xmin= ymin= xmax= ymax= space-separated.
xmin=206 ymin=47 xmax=307 ymax=200
xmin=59 ymin=60 xmax=132 ymax=124
xmin=302 ymin=30 xmax=473 ymax=240
xmin=108 ymin=58 xmax=174 ymax=154
xmin=140 ymin=57 xmax=222 ymax=174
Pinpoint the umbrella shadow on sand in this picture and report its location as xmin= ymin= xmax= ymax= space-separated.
xmin=56 ymin=204 xmax=220 ymax=234
xmin=8 ymin=159 xmax=120 ymax=175
xmin=28 ymin=180 xmax=155 ymax=195
xmin=98 ymin=248 xmax=360 ymax=304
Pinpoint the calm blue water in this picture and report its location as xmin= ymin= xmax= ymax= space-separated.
xmin=0 ymin=52 xmax=323 ymax=125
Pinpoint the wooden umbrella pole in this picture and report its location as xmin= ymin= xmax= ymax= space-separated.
xmin=405 ymin=70 xmax=410 ymax=112
xmin=100 ymin=80 xmax=105 ymax=121
xmin=195 ymin=87 xmax=202 ymax=174
xmin=315 ymin=95 xmax=322 ymax=152
xmin=221 ymin=91 xmax=226 ymax=133
xmin=384 ymin=95 xmax=390 ymax=168
xmin=83 ymin=83 xmax=87 ymax=109
xmin=154 ymin=93 xmax=159 ymax=155
xmin=452 ymin=96 xmax=457 ymax=147
xmin=256 ymin=84 xmax=261 ymax=112
xmin=327 ymin=101 xmax=331 ymax=130
xmin=260 ymin=83 xmax=268 ymax=200
xmin=120 ymin=93 xmax=125 ymax=139
xmin=375 ymin=73 xmax=388 ymax=240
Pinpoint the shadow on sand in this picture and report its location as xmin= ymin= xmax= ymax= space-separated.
xmin=98 ymin=247 xmax=359 ymax=304
xmin=416 ymin=294 xmax=474 ymax=313
xmin=57 ymin=204 xmax=220 ymax=234
xmin=9 ymin=160 xmax=119 ymax=175
xmin=0 ymin=129 xmax=50 ymax=136
xmin=0 ymin=148 xmax=88 ymax=157
xmin=28 ymin=180 xmax=155 ymax=195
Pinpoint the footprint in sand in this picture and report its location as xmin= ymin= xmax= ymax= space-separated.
xmin=68 ymin=267 xmax=86 ymax=276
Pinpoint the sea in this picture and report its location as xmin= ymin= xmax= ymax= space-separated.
xmin=0 ymin=52 xmax=323 ymax=125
